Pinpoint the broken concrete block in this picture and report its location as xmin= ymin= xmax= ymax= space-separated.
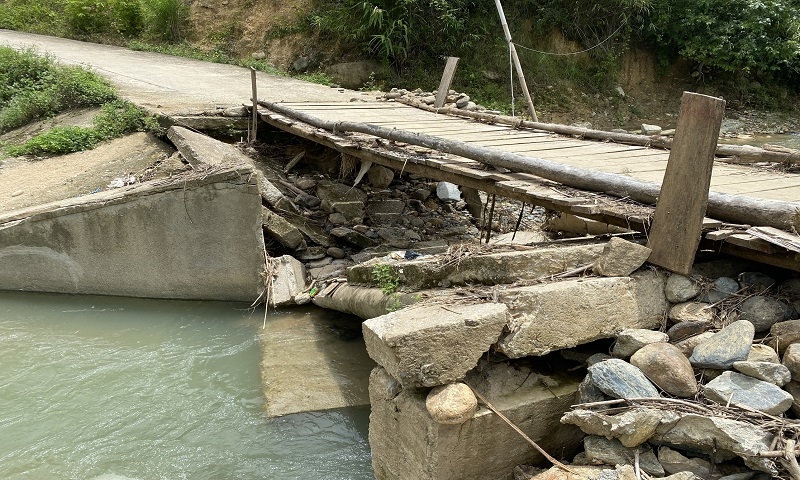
xmin=330 ymin=226 xmax=375 ymax=249
xmin=592 ymin=237 xmax=651 ymax=277
xmin=497 ymin=270 xmax=667 ymax=357
xmin=262 ymin=207 xmax=305 ymax=250
xmin=316 ymin=180 xmax=367 ymax=222
xmin=362 ymin=303 xmax=509 ymax=387
xmin=268 ymin=255 xmax=307 ymax=306
xmin=369 ymin=366 xmax=583 ymax=480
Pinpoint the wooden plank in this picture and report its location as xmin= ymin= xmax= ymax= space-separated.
xmin=746 ymin=227 xmax=800 ymax=253
xmin=725 ymin=233 xmax=781 ymax=253
xmin=647 ymin=92 xmax=726 ymax=274
xmin=705 ymin=229 xmax=738 ymax=241
xmin=434 ymin=57 xmax=460 ymax=109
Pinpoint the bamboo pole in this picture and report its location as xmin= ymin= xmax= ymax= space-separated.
xmin=494 ymin=0 xmax=538 ymax=122
xmin=250 ymin=67 xmax=258 ymax=143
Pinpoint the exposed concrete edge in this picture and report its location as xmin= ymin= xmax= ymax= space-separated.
xmin=160 ymin=115 xmax=249 ymax=132
xmin=0 ymin=164 xmax=255 ymax=227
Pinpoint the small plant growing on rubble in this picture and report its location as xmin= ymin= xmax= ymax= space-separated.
xmin=372 ymin=264 xmax=399 ymax=295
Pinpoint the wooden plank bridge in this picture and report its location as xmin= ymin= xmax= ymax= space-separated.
xmin=255 ymin=97 xmax=800 ymax=271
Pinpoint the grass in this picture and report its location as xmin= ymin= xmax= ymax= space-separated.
xmin=0 ymin=47 xmax=160 ymax=158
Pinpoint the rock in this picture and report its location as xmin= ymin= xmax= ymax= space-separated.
xmin=296 ymin=246 xmax=327 ymax=261
xmin=657 ymin=446 xmax=712 ymax=477
xmin=592 ymin=238 xmax=652 ymax=277
xmin=650 ymin=413 xmax=776 ymax=474
xmin=667 ymin=321 xmax=710 ymax=342
xmin=436 ymin=181 xmax=461 ymax=201
xmin=612 ymin=329 xmax=670 ymax=358
xmin=222 ymin=106 xmax=247 ymax=117
xmin=780 ymin=278 xmax=800 ymax=299
xmin=577 ymin=376 xmax=609 ymax=404
xmin=498 ymin=271 xmax=667 ymax=357
xmin=689 ymin=320 xmax=754 ymax=369
xmin=668 ymin=302 xmax=714 ymax=323
xmin=738 ymin=296 xmax=787 ymax=332
xmin=583 ymin=436 xmax=664 ymax=477
xmin=327 ymin=212 xmax=348 ymax=225
xmin=561 ymin=408 xmax=664 ymax=447
xmin=425 ymin=382 xmax=477 ymax=424
xmin=325 ymin=60 xmax=385 ymax=89
xmin=662 ymin=473 xmax=702 ymax=480
xmin=747 ymin=344 xmax=780 ymax=363
xmin=782 ymin=343 xmax=800 ymax=380
xmin=527 ymin=465 xmax=613 ymax=480
xmin=251 ymin=51 xmax=266 ymax=60
xmin=783 ymin=381 xmax=800 ymax=417
xmin=769 ymin=319 xmax=800 ymax=354
xmin=698 ymin=277 xmax=740 ymax=303
xmin=588 ymin=359 xmax=659 ymax=399
xmin=674 ymin=331 xmax=714 ymax=357
xmin=365 ymin=199 xmax=405 ymax=226
xmin=362 ymin=303 xmax=509 ymax=387
xmin=326 ymin=246 xmax=346 ymax=259
xmin=631 ymin=343 xmax=698 ymax=397
xmin=329 ymin=226 xmax=375 ymax=249
xmin=587 ymin=353 xmax=612 ymax=366
xmin=262 ymin=207 xmax=305 ymax=250
xmin=295 ymin=192 xmax=321 ymax=209
xmin=316 ymin=180 xmax=367 ymax=222
xmin=460 ymin=186 xmax=485 ymax=222
xmin=367 ymin=164 xmax=394 ymax=189
xmin=732 ymin=361 xmax=790 ymax=386
xmin=738 ymin=272 xmax=777 ymax=292
xmin=294 ymin=178 xmax=317 ymax=190
xmin=292 ymin=55 xmax=316 ymax=72
xmin=615 ymin=86 xmax=626 ymax=97
xmin=665 ymin=274 xmax=702 ymax=303
xmin=268 ymin=255 xmax=308 ymax=307
xmin=704 ymin=371 xmax=793 ymax=415
xmin=455 ymin=95 xmax=470 ymax=108
xmin=641 ymin=124 xmax=662 ymax=135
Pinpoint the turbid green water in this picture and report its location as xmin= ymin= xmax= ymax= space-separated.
xmin=0 ymin=291 xmax=373 ymax=480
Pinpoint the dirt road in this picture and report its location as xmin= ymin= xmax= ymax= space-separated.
xmin=0 ymin=29 xmax=361 ymax=116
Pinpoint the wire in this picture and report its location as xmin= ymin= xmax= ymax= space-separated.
xmin=513 ymin=22 xmax=626 ymax=56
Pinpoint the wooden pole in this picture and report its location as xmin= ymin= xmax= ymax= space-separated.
xmin=250 ymin=67 xmax=258 ymax=143
xmin=434 ymin=57 xmax=460 ymax=109
xmin=647 ymin=92 xmax=726 ymax=274
xmin=494 ymin=0 xmax=538 ymax=122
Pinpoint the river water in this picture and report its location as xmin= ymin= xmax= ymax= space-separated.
xmin=0 ymin=291 xmax=373 ymax=479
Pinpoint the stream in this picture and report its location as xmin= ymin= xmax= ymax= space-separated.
xmin=0 ymin=291 xmax=373 ymax=479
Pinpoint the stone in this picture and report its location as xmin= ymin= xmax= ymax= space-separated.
xmin=739 ymin=296 xmax=787 ymax=332
xmin=782 ymin=343 xmax=800 ymax=380
xmin=316 ymin=180 xmax=367 ymax=222
xmin=561 ymin=408 xmax=664 ymax=447
xmin=662 ymin=473 xmax=701 ymax=480
xmin=327 ymin=212 xmax=347 ymax=225
xmin=667 ymin=321 xmax=710 ymax=342
xmin=369 ymin=366 xmax=584 ymax=480
xmin=650 ymin=413 xmax=776 ymax=474
xmin=362 ymin=303 xmax=509 ymax=387
xmin=783 ymin=381 xmax=800 ymax=417
xmin=577 ymin=376 xmax=608 ymax=404
xmin=641 ymin=124 xmax=662 ymax=135
xmin=657 ymin=446 xmax=712 ymax=477
xmin=222 ymin=106 xmax=247 ymax=117
xmin=668 ymin=302 xmax=714 ymax=323
xmin=292 ymin=55 xmax=315 ymax=72
xmin=498 ymin=271 xmax=667 ymax=357
xmin=738 ymin=272 xmax=777 ymax=292
xmin=436 ymin=181 xmax=461 ymax=202
xmin=588 ymin=359 xmax=659 ymax=399
xmin=294 ymin=178 xmax=317 ymax=190
xmin=367 ymin=164 xmax=394 ymax=189
xmin=268 ymin=255 xmax=308 ymax=307
xmin=583 ymin=436 xmax=664 ymax=477
xmin=698 ymin=277 xmax=740 ymax=303
xmin=455 ymin=95 xmax=471 ymax=108
xmin=329 ymin=227 xmax=375 ymax=249
xmin=365 ymin=199 xmax=405 ymax=225
xmin=780 ymin=278 xmax=800 ymax=299
xmin=665 ymin=274 xmax=702 ymax=303
xmin=748 ymin=344 xmax=780 ymax=363
xmin=689 ymin=320 xmax=754 ymax=369
xmin=704 ymin=371 xmax=793 ymax=415
xmin=326 ymin=246 xmax=346 ymax=259
xmin=527 ymin=465 xmax=613 ymax=480
xmin=612 ymin=329 xmax=670 ymax=358
xmin=251 ymin=51 xmax=266 ymax=60
xmin=769 ymin=319 xmax=800 ymax=354
xmin=674 ymin=331 xmax=714 ymax=357
xmin=631 ymin=343 xmax=698 ymax=397
xmin=732 ymin=361 xmax=791 ymax=386
xmin=425 ymin=383 xmax=478 ymax=424
xmin=592 ymin=238 xmax=651 ymax=277
xmin=262 ymin=207 xmax=305 ymax=250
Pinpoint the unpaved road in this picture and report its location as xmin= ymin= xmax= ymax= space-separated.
xmin=0 ymin=29 xmax=363 ymax=116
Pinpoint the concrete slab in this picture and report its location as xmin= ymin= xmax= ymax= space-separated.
xmin=260 ymin=307 xmax=375 ymax=417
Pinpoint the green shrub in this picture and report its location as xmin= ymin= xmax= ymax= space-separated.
xmin=142 ymin=0 xmax=189 ymax=42
xmin=65 ymin=0 xmax=112 ymax=35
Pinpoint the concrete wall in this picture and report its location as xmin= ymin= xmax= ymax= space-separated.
xmin=0 ymin=167 xmax=265 ymax=301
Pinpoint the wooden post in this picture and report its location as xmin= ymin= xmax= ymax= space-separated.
xmin=434 ymin=57 xmax=460 ymax=109
xmin=494 ymin=0 xmax=538 ymax=122
xmin=250 ymin=67 xmax=258 ymax=143
xmin=647 ymin=92 xmax=726 ymax=274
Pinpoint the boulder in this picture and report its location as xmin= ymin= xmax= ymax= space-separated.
xmin=631 ymin=343 xmax=698 ymax=397
xmin=425 ymin=382 xmax=478 ymax=424
xmin=362 ymin=303 xmax=509 ymax=387
xmin=577 ymin=376 xmax=609 ymax=404
xmin=584 ymin=436 xmax=664 ymax=477
xmin=561 ymin=408 xmax=664 ymax=447
xmin=689 ymin=320 xmax=754 ymax=369
xmin=732 ymin=361 xmax=791 ymax=386
xmin=738 ymin=296 xmax=787 ymax=332
xmin=738 ymin=272 xmax=777 ymax=292
xmin=330 ymin=226 xmax=375 ymax=249
xmin=657 ymin=446 xmax=713 ymax=477
xmin=367 ymin=164 xmax=394 ymax=189
xmin=782 ymin=343 xmax=800 ymax=380
xmin=698 ymin=277 xmax=740 ymax=304
xmin=704 ymin=371 xmax=793 ymax=415
xmin=641 ymin=124 xmax=662 ymax=135
xmin=526 ymin=466 xmax=615 ymax=480
xmin=591 ymin=238 xmax=652 ymax=277
xmin=667 ymin=321 xmax=710 ymax=342
xmin=674 ymin=331 xmax=715 ymax=357
xmin=436 ymin=181 xmax=461 ymax=202
xmin=783 ymin=381 xmax=800 ymax=417
xmin=769 ymin=319 xmax=800 ymax=354
xmin=587 ymin=359 xmax=660 ymax=399
xmin=498 ymin=271 xmax=666 ymax=357
xmin=665 ymin=274 xmax=702 ymax=303
xmin=326 ymin=246 xmax=346 ymax=259
xmin=612 ymin=328 xmax=670 ymax=358
xmin=780 ymin=278 xmax=800 ymax=299
xmin=268 ymin=255 xmax=308 ymax=306
xmin=747 ymin=344 xmax=780 ymax=364
xmin=668 ymin=302 xmax=715 ymax=323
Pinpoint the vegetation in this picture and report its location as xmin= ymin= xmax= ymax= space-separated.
xmin=372 ymin=264 xmax=399 ymax=295
xmin=0 ymin=47 xmax=159 ymax=157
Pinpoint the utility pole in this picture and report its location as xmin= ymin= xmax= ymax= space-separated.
xmin=494 ymin=0 xmax=538 ymax=121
